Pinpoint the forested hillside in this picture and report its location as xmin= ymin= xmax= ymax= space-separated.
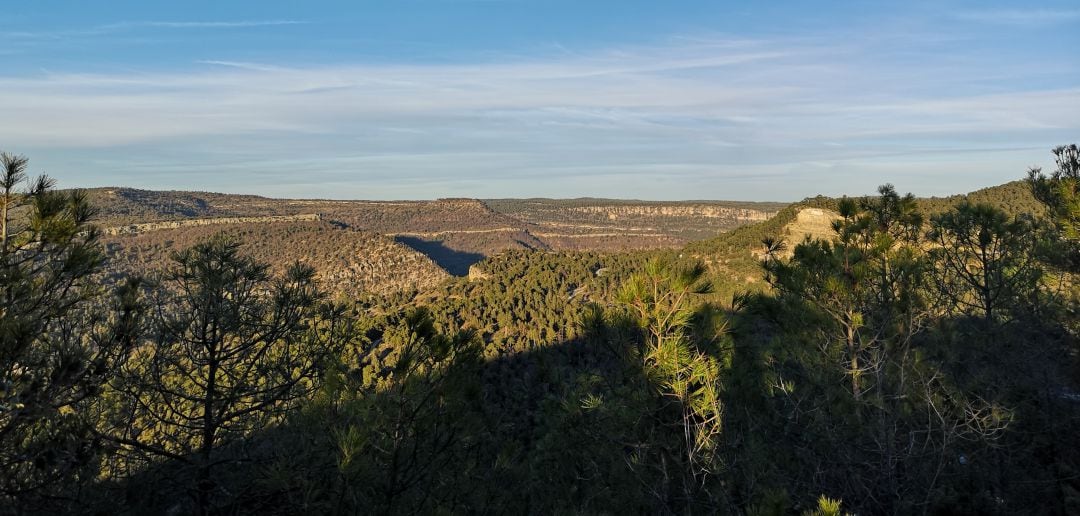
xmin=685 ymin=180 xmax=1049 ymax=297
xmin=4 ymin=145 xmax=1079 ymax=515
xmin=101 ymin=220 xmax=450 ymax=297
xmin=919 ymin=180 xmax=1047 ymax=217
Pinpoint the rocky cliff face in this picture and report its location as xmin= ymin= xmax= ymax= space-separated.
xmin=785 ymin=208 xmax=840 ymax=243
xmin=467 ymin=264 xmax=490 ymax=281
xmin=483 ymin=198 xmax=785 ymax=244
xmin=101 ymin=214 xmax=321 ymax=235
xmin=569 ymin=205 xmax=771 ymax=221
xmin=745 ymin=207 xmax=840 ymax=259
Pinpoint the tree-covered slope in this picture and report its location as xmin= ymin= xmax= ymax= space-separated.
xmin=684 ymin=181 xmax=1047 ymax=294
xmin=102 ymin=220 xmax=450 ymax=297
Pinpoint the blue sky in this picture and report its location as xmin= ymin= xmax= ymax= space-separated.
xmin=1 ymin=1 xmax=1077 ymax=200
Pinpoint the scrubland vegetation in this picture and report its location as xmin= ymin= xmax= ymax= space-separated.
xmin=1 ymin=145 xmax=1078 ymax=515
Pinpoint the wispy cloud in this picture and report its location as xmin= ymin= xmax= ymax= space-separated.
xmin=2 ymin=32 xmax=1076 ymax=199
xmin=103 ymin=20 xmax=307 ymax=30
xmin=954 ymin=8 xmax=1080 ymax=27
xmin=0 ymin=19 xmax=306 ymax=42
xmin=196 ymin=60 xmax=293 ymax=72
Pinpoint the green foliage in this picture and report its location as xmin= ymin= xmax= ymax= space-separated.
xmin=1029 ymin=144 xmax=1080 ymax=274
xmin=611 ymin=257 xmax=733 ymax=510
xmin=106 ymin=235 xmax=343 ymax=514
xmin=927 ymin=202 xmax=1043 ymax=321
xmin=414 ymin=248 xmax=653 ymax=357
xmin=1029 ymin=145 xmax=1080 ymax=240
xmin=742 ymin=185 xmax=1033 ymax=514
xmin=801 ymin=496 xmax=850 ymax=516
xmin=919 ymin=180 xmax=1046 ymax=219
xmin=302 ymin=308 xmax=482 ymax=513
xmin=619 ymin=258 xmax=726 ymax=464
xmin=765 ymin=185 xmax=927 ymax=400
xmin=0 ymin=152 xmax=141 ymax=507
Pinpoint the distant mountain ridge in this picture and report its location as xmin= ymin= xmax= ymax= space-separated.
xmin=80 ymin=187 xmax=785 ymax=279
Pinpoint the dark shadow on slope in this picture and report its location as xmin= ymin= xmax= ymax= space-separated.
xmin=60 ymin=302 xmax=1080 ymax=515
xmin=718 ymin=292 xmax=1080 ymax=516
xmin=394 ymin=236 xmax=485 ymax=275
xmin=75 ymin=328 xmax=671 ymax=515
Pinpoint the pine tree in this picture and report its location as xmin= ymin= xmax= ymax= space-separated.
xmin=0 ymin=152 xmax=141 ymax=504
xmin=1028 ymin=144 xmax=1080 ymax=272
xmin=328 ymin=308 xmax=480 ymax=513
xmin=617 ymin=257 xmax=728 ymax=510
xmin=761 ymin=186 xmax=1016 ymax=513
xmin=110 ymin=235 xmax=342 ymax=515
xmin=927 ymin=202 xmax=1041 ymax=322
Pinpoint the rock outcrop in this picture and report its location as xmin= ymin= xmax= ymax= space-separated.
xmin=570 ymin=205 xmax=771 ymax=221
xmin=101 ymin=214 xmax=321 ymax=236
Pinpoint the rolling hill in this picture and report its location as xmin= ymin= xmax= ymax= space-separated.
xmin=684 ymin=180 xmax=1046 ymax=294
xmin=100 ymin=220 xmax=449 ymax=298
